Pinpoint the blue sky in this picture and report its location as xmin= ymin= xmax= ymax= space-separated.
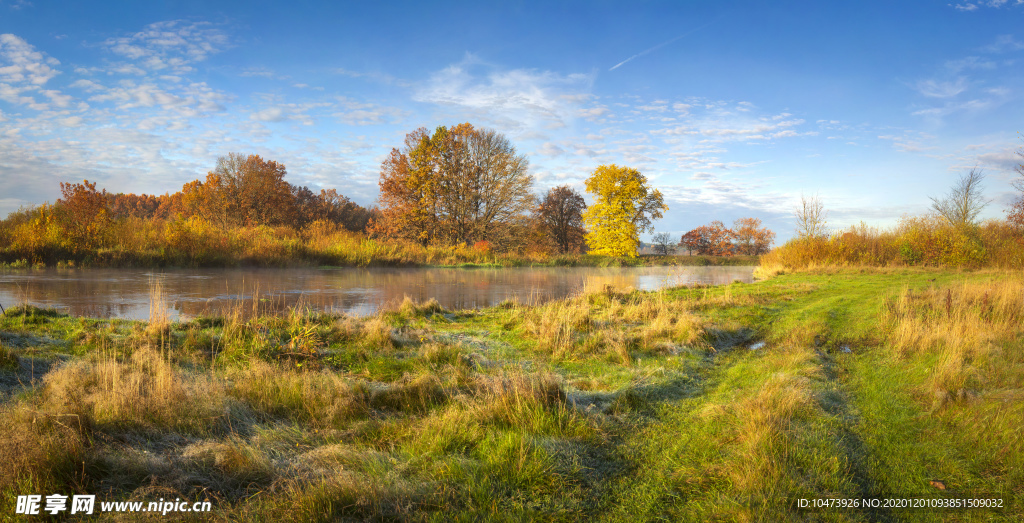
xmin=2 ymin=0 xmax=1023 ymax=242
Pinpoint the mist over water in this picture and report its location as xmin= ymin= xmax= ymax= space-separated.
xmin=0 ymin=266 xmax=756 ymax=320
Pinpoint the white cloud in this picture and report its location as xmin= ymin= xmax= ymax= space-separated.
xmin=578 ymin=106 xmax=608 ymax=119
xmin=915 ymin=77 xmax=968 ymax=98
xmin=952 ymin=0 xmax=1024 ymax=10
xmin=0 ymin=34 xmax=70 ymax=110
xmin=103 ymin=20 xmax=229 ymax=75
xmin=911 ymin=98 xmax=998 ymax=119
xmin=331 ymin=96 xmax=405 ymax=125
xmin=91 ymin=81 xmax=185 ymax=109
xmin=0 ymin=34 xmax=60 ymax=85
xmin=251 ymin=106 xmax=288 ymax=122
xmin=945 ymin=56 xmax=996 ymax=73
xmin=983 ymin=34 xmax=1024 ymax=53
xmin=414 ymin=57 xmax=594 ymax=132
xmin=70 ymin=79 xmax=105 ymax=92
xmin=537 ymin=142 xmax=564 ymax=157
xmin=239 ymin=67 xmax=284 ymax=79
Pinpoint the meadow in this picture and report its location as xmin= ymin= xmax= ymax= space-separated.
xmin=1 ymin=266 xmax=1020 ymax=521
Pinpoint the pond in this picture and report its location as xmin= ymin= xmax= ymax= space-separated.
xmin=0 ymin=266 xmax=757 ymax=320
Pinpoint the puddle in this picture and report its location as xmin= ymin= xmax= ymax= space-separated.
xmin=749 ymin=341 xmax=765 ymax=351
xmin=840 ymin=345 xmax=851 ymax=353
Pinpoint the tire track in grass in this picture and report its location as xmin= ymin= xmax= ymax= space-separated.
xmin=816 ymin=347 xmax=893 ymax=522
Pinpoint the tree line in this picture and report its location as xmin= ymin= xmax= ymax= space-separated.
xmin=47 ymin=155 xmax=376 ymax=251
xmin=370 ymin=123 xmax=770 ymax=258
xmin=4 ymin=121 xmax=778 ymax=262
xmin=649 ymin=217 xmax=775 ymax=256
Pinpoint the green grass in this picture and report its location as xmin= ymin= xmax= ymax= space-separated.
xmin=0 ymin=267 xmax=1020 ymax=521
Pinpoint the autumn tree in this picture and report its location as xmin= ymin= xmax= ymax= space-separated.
xmin=372 ymin=123 xmax=534 ymax=249
xmin=56 ymin=179 xmax=110 ymax=250
xmin=651 ymin=232 xmax=676 ymax=255
xmin=678 ymin=229 xmax=699 ymax=255
xmin=106 ymin=192 xmax=163 ymax=220
xmin=732 ymin=217 xmax=776 ymax=255
xmin=582 ymin=164 xmax=667 ymax=257
xmin=213 ymin=153 xmax=297 ymax=226
xmin=535 ymin=185 xmax=587 ymax=254
xmin=679 ymin=221 xmax=735 ymax=256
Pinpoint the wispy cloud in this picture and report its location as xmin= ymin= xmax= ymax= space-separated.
xmin=414 ymin=56 xmax=594 ymax=132
xmin=951 ymin=0 xmax=1024 ymax=11
xmin=915 ymin=77 xmax=968 ymax=98
xmin=982 ymin=34 xmax=1024 ymax=53
xmin=2 ymin=0 xmax=32 ymax=9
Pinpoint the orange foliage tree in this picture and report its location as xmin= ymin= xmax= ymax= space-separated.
xmin=732 ymin=217 xmax=776 ymax=255
xmin=371 ymin=123 xmax=534 ymax=249
xmin=56 ymin=179 xmax=110 ymax=250
xmin=680 ymin=221 xmax=735 ymax=256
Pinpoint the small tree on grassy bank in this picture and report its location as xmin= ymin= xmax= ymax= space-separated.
xmin=795 ymin=193 xmax=828 ymax=239
xmin=651 ymin=232 xmax=676 ymax=255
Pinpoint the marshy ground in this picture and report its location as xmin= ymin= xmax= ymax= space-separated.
xmin=0 ymin=267 xmax=1020 ymax=521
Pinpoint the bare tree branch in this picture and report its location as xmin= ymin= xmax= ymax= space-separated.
xmin=795 ymin=193 xmax=828 ymax=239
xmin=929 ymin=168 xmax=991 ymax=227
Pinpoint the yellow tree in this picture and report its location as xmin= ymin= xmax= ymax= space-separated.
xmin=582 ymin=164 xmax=667 ymax=257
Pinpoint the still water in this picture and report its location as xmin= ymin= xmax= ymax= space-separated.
xmin=0 ymin=266 xmax=756 ymax=320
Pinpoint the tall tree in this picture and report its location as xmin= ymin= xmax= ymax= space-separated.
xmin=582 ymin=164 xmax=667 ymax=257
xmin=372 ymin=123 xmax=534 ymax=248
xmin=535 ymin=185 xmax=587 ymax=254
xmin=795 ymin=193 xmax=828 ymax=239
xmin=930 ymin=168 xmax=991 ymax=228
xmin=211 ymin=153 xmax=297 ymax=227
xmin=732 ymin=217 xmax=776 ymax=255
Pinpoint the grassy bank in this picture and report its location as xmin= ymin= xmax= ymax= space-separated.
xmin=1 ymin=268 xmax=1019 ymax=520
xmin=0 ymin=209 xmax=758 ymax=269
xmin=0 ymin=216 xmax=756 ymax=269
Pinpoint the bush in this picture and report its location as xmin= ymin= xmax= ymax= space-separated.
xmin=762 ymin=216 xmax=1023 ymax=270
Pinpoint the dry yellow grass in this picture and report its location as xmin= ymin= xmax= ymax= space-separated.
xmin=882 ymin=277 xmax=1024 ymax=405
xmin=228 ymin=361 xmax=370 ymax=427
xmin=144 ymin=279 xmax=170 ymax=339
xmin=41 ymin=348 xmax=225 ymax=433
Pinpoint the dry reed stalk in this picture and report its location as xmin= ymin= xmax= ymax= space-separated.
xmin=146 ymin=278 xmax=170 ymax=339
